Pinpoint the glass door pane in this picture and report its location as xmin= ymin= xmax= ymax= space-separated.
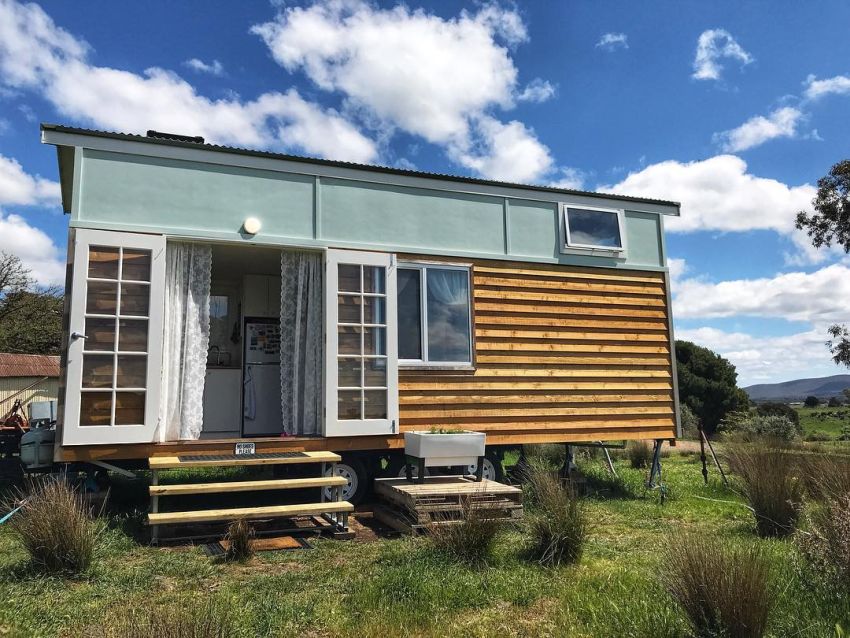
xmin=325 ymin=250 xmax=397 ymax=437
xmin=79 ymin=242 xmax=153 ymax=428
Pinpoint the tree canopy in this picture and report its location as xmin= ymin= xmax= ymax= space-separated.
xmin=0 ymin=252 xmax=64 ymax=356
xmin=675 ymin=340 xmax=749 ymax=435
xmin=796 ymin=159 xmax=850 ymax=367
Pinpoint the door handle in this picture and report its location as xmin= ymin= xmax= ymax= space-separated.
xmin=71 ymin=332 xmax=89 ymax=340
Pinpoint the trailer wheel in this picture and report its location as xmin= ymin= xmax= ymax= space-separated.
xmin=386 ymin=455 xmax=430 ymax=480
xmin=465 ymin=453 xmax=503 ymax=482
xmin=324 ymin=456 xmax=369 ymax=505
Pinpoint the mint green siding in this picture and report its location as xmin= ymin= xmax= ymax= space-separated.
xmin=73 ymin=149 xmax=668 ymax=270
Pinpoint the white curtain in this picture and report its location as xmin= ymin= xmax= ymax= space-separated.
xmin=427 ymin=269 xmax=468 ymax=305
xmin=280 ymin=251 xmax=323 ymax=436
xmin=158 ymin=242 xmax=212 ymax=441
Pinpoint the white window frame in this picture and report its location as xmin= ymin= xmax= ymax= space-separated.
xmin=397 ymin=261 xmax=474 ymax=369
xmin=559 ymin=203 xmax=628 ymax=257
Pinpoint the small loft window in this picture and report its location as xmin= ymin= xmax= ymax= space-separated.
xmin=562 ymin=205 xmax=625 ymax=252
xmin=397 ymin=264 xmax=472 ymax=367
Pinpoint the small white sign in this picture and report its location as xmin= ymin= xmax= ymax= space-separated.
xmin=235 ymin=442 xmax=256 ymax=456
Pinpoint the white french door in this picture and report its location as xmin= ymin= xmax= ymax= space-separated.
xmin=325 ymin=249 xmax=398 ymax=437
xmin=63 ymin=229 xmax=166 ymax=445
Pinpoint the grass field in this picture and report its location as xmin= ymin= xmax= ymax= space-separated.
xmin=1 ymin=451 xmax=848 ymax=637
xmin=796 ymin=405 xmax=850 ymax=438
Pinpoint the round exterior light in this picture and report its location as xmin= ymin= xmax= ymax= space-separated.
xmin=243 ymin=217 xmax=262 ymax=235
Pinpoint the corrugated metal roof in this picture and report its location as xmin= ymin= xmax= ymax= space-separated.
xmin=0 ymin=354 xmax=60 ymax=378
xmin=41 ymin=123 xmax=681 ymax=210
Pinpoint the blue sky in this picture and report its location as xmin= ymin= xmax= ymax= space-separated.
xmin=1 ymin=0 xmax=849 ymax=385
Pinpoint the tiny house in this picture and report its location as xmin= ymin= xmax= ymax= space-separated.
xmin=39 ymin=124 xmax=681 ymax=502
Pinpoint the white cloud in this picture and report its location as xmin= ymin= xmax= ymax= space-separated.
xmin=448 ymin=116 xmax=554 ymax=183
xmin=183 ymin=58 xmax=224 ymax=76
xmin=673 ymin=264 xmax=850 ymax=323
xmin=252 ymin=1 xmax=556 ymax=181
xmin=672 ymin=265 xmax=850 ymax=384
xmin=0 ymin=0 xmax=377 ymax=163
xmin=692 ymin=29 xmax=753 ymax=81
xmin=596 ymin=33 xmax=628 ymax=51
xmin=0 ymin=211 xmax=64 ymax=285
xmin=667 ymin=257 xmax=688 ymax=284
xmin=517 ymin=78 xmax=556 ymax=103
xmin=676 ymin=325 xmax=842 ymax=385
xmin=0 ymin=153 xmax=60 ymax=206
xmin=602 ymin=154 xmax=814 ymax=235
xmin=549 ymin=167 xmax=586 ymax=190
xmin=804 ymin=73 xmax=850 ymax=100
xmin=713 ymin=106 xmax=804 ymax=152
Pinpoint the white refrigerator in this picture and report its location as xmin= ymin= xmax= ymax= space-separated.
xmin=242 ymin=318 xmax=283 ymax=436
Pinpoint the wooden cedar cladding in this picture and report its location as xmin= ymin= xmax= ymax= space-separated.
xmin=398 ymin=258 xmax=677 ymax=443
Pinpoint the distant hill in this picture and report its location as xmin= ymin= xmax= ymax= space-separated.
xmin=744 ymin=374 xmax=850 ymax=402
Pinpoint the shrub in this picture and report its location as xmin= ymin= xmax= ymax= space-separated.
xmin=223 ymin=518 xmax=254 ymax=562
xmin=7 ymin=477 xmax=100 ymax=575
xmin=627 ymin=440 xmax=653 ymax=469
xmin=105 ymin=598 xmax=234 ymax=638
xmin=756 ymin=401 xmax=801 ymax=433
xmin=805 ymin=395 xmax=820 ymax=407
xmin=662 ymin=533 xmax=773 ymax=638
xmin=679 ymin=403 xmax=700 ymax=439
xmin=840 ymin=424 xmax=850 ymax=442
xmin=725 ymin=444 xmax=804 ymax=537
xmin=524 ymin=466 xmax=586 ymax=567
xmin=799 ymin=494 xmax=850 ymax=594
xmin=804 ymin=430 xmax=834 ymax=442
xmin=426 ymin=495 xmax=504 ymax=566
xmin=723 ymin=414 xmax=798 ymax=442
xmin=828 ymin=396 xmax=844 ymax=407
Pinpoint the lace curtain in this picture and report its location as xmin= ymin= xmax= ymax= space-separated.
xmin=280 ymin=250 xmax=323 ymax=436
xmin=158 ymin=242 xmax=212 ymax=441
xmin=427 ymin=268 xmax=469 ymax=305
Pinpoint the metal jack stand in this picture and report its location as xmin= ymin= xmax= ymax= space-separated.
xmin=646 ymin=440 xmax=666 ymax=504
xmin=559 ymin=444 xmax=576 ymax=480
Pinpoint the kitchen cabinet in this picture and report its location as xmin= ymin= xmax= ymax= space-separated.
xmin=202 ymin=368 xmax=241 ymax=437
xmin=243 ymin=274 xmax=281 ymax=318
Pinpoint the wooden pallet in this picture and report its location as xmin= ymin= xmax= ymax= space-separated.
xmin=373 ymin=476 xmax=523 ymax=534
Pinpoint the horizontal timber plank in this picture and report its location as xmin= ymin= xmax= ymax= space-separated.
xmin=474 ymin=355 xmax=671 ymax=365
xmin=400 ymin=380 xmax=673 ymax=391
xmin=475 ymin=329 xmax=669 ymax=342
xmin=472 ymin=263 xmax=665 ymax=284
xmin=148 ymin=501 xmax=354 ymax=526
xmin=400 ymin=418 xmax=675 ymax=430
xmin=474 ymin=315 xmax=668 ymax=331
xmin=149 ymin=476 xmax=347 ymax=496
xmin=148 ymin=450 xmax=340 ymax=469
xmin=401 ymin=405 xmax=674 ymax=418
xmin=471 ymin=368 xmax=672 ymax=379
xmin=474 ymin=288 xmax=666 ymax=307
xmin=475 ymin=341 xmax=670 ymax=353
xmin=473 ymin=277 xmax=665 ymax=296
xmin=474 ymin=301 xmax=668 ymax=319
xmin=399 ymin=393 xmax=674 ymax=405
xmin=480 ymin=428 xmax=677 ymax=445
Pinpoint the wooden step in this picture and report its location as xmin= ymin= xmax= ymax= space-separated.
xmin=148 ymin=501 xmax=354 ymax=526
xmin=149 ymin=476 xmax=347 ymax=497
xmin=149 ymin=450 xmax=340 ymax=470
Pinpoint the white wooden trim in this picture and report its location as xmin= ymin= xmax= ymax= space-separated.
xmin=62 ymin=229 xmax=166 ymax=445
xmin=325 ymin=249 xmax=398 ymax=437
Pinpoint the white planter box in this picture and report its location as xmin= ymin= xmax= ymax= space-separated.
xmin=404 ymin=431 xmax=486 ymax=467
